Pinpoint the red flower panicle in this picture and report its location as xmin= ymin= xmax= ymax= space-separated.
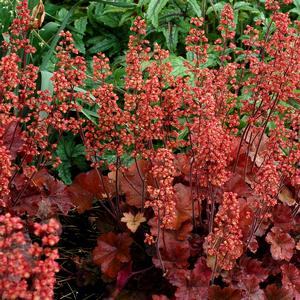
xmin=205 ymin=192 xmax=243 ymax=271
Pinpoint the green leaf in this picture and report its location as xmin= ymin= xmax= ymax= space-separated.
xmin=178 ymin=127 xmax=189 ymax=140
xmin=57 ymin=161 xmax=72 ymax=185
xmin=56 ymin=136 xmax=86 ymax=160
xmin=234 ymin=1 xmax=252 ymax=10
xmin=166 ymin=55 xmax=188 ymax=77
xmin=121 ymin=153 xmax=134 ymax=167
xmin=293 ymin=0 xmax=300 ymax=9
xmin=73 ymin=144 xmax=86 ymax=157
xmin=88 ymin=36 xmax=118 ymax=54
xmin=206 ymin=2 xmax=225 ymax=15
xmin=97 ymin=14 xmax=120 ymax=27
xmin=73 ymin=17 xmax=88 ymax=53
xmin=74 ymin=16 xmax=88 ymax=34
xmin=57 ymin=8 xmax=68 ymax=21
xmin=73 ymin=156 xmax=89 ymax=171
xmin=188 ymin=0 xmax=202 ymax=17
xmin=104 ymin=7 xmax=130 ymax=13
xmin=40 ymin=70 xmax=54 ymax=95
xmin=147 ymin=0 xmax=169 ymax=27
xmin=162 ymin=24 xmax=178 ymax=52
xmin=55 ymin=136 xmax=87 ymax=184
xmin=113 ymin=67 xmax=126 ymax=88
xmin=289 ymin=7 xmax=300 ymax=15
xmin=93 ymin=0 xmax=137 ymax=8
xmin=101 ymin=150 xmax=117 ymax=164
xmin=39 ymin=22 xmax=60 ymax=42
xmin=119 ymin=10 xmax=135 ymax=25
xmin=73 ymin=35 xmax=86 ymax=54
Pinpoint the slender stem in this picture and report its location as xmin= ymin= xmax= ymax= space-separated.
xmin=156 ymin=209 xmax=166 ymax=275
xmin=115 ymin=156 xmax=121 ymax=217
xmin=134 ymin=158 xmax=145 ymax=211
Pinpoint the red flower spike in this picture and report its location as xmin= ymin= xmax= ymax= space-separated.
xmin=0 ymin=214 xmax=60 ymax=299
xmin=146 ymin=149 xmax=178 ymax=229
xmin=205 ymin=192 xmax=243 ymax=271
xmin=93 ymin=232 xmax=133 ymax=279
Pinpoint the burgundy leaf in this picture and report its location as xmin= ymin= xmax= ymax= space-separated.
xmin=281 ymin=264 xmax=300 ymax=300
xmin=152 ymin=295 xmax=169 ymax=300
xmin=167 ymin=258 xmax=211 ymax=300
xmin=12 ymin=169 xmax=73 ymax=217
xmin=68 ymin=169 xmax=114 ymax=213
xmin=264 ymin=284 xmax=293 ymax=300
xmin=238 ymin=275 xmax=265 ymax=300
xmin=208 ymin=285 xmax=242 ymax=300
xmin=272 ymin=204 xmax=294 ymax=231
xmin=266 ymin=227 xmax=295 ymax=261
xmin=149 ymin=218 xmax=190 ymax=270
xmin=93 ymin=232 xmax=132 ymax=279
xmin=239 ymin=257 xmax=269 ymax=282
xmin=2 ymin=121 xmax=23 ymax=159
xmin=117 ymin=159 xmax=153 ymax=208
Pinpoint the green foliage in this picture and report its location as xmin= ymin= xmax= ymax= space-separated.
xmin=147 ymin=0 xmax=169 ymax=27
xmin=0 ymin=0 xmax=16 ymax=41
xmin=54 ymin=135 xmax=88 ymax=184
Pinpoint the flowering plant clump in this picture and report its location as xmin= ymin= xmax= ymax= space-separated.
xmin=0 ymin=0 xmax=299 ymax=299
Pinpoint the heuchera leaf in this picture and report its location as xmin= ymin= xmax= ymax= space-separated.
xmin=149 ymin=218 xmax=190 ymax=270
xmin=241 ymin=258 xmax=269 ymax=281
xmin=117 ymin=160 xmax=153 ymax=208
xmin=2 ymin=121 xmax=23 ymax=159
xmin=174 ymin=153 xmax=190 ymax=182
xmin=111 ymin=262 xmax=133 ymax=298
xmin=264 ymin=284 xmax=293 ymax=300
xmin=121 ymin=212 xmax=146 ymax=233
xmin=233 ymin=258 xmax=268 ymax=300
xmin=93 ymin=232 xmax=133 ymax=279
xmin=68 ymin=169 xmax=114 ymax=213
xmin=208 ymin=285 xmax=242 ymax=300
xmin=278 ymin=186 xmax=296 ymax=206
xmin=167 ymin=258 xmax=211 ymax=300
xmin=152 ymin=295 xmax=169 ymax=300
xmin=237 ymin=275 xmax=265 ymax=300
xmin=266 ymin=227 xmax=295 ymax=261
xmin=272 ymin=204 xmax=294 ymax=231
xmin=12 ymin=169 xmax=73 ymax=217
xmin=281 ymin=264 xmax=300 ymax=300
xmin=223 ymin=174 xmax=252 ymax=197
xmin=172 ymin=183 xmax=194 ymax=229
xmin=55 ymin=135 xmax=87 ymax=184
